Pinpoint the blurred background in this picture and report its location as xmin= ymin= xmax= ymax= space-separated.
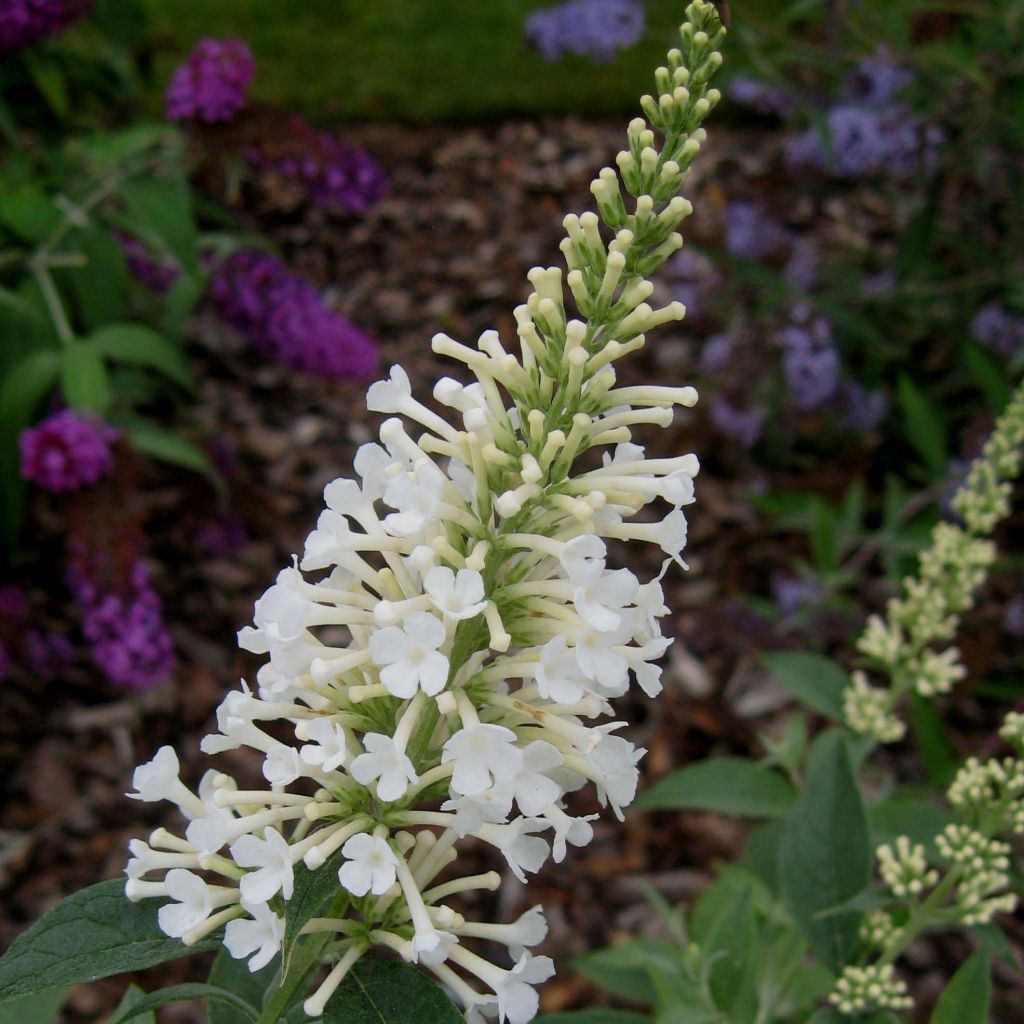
xmin=1 ymin=0 xmax=1022 ymax=1019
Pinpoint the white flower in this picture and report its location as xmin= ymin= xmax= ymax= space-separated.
xmin=300 ymin=718 xmax=348 ymax=772
xmin=442 ymin=785 xmax=515 ymax=836
xmin=370 ymin=612 xmax=449 ymax=698
xmin=157 ymin=869 xmax=212 ymax=938
xmin=574 ymin=626 xmax=631 ymax=696
xmin=536 ymin=636 xmax=591 ymax=704
xmin=477 ymin=819 xmax=550 ymax=882
xmin=231 ymin=827 xmax=294 ymax=903
xmin=225 ymin=902 xmax=284 ymax=972
xmin=339 ymin=833 xmax=399 ymax=896
xmin=185 ymin=804 xmax=235 ymax=858
xmin=443 ymin=725 xmax=523 ymax=796
xmin=507 ymin=905 xmax=549 ymax=948
xmin=495 ymin=952 xmax=556 ymax=1024
xmin=574 ymin=567 xmax=639 ymax=632
xmin=128 ymin=746 xmax=181 ymax=803
xmin=425 ymin=566 xmax=487 ymax=621
xmin=382 ymin=460 xmax=446 ymax=536
xmin=367 ymin=364 xmax=412 ymax=413
xmin=559 ymin=534 xmax=606 ymax=584
xmin=412 ymin=928 xmax=455 ymax=966
xmin=510 ymin=741 xmax=564 ymax=816
xmin=586 ymin=734 xmax=645 ymax=818
xmin=350 ymin=733 xmax=418 ymax=802
xmin=263 ymin=744 xmax=302 ymax=787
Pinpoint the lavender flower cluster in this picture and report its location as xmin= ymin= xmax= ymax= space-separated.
xmin=785 ymin=50 xmax=943 ymax=179
xmin=114 ymin=231 xmax=180 ymax=293
xmin=777 ymin=316 xmax=840 ymax=411
xmin=70 ymin=560 xmax=175 ymax=690
xmin=971 ymin=301 xmax=1024 ymax=358
xmin=728 ymin=74 xmax=793 ymax=118
xmin=0 ymin=0 xmax=90 ymax=54
xmin=525 ymin=0 xmax=644 ymax=62
xmin=248 ymin=118 xmax=387 ymax=214
xmin=0 ymin=585 xmax=76 ymax=682
xmin=165 ymin=38 xmax=255 ymax=123
xmin=19 ymin=410 xmax=119 ymax=494
xmin=210 ymin=251 xmax=378 ymax=379
xmin=722 ymin=200 xmax=787 ymax=262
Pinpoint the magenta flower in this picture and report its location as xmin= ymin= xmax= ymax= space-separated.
xmin=0 ymin=0 xmax=91 ymax=54
xmin=165 ymin=38 xmax=255 ymax=123
xmin=19 ymin=410 xmax=119 ymax=493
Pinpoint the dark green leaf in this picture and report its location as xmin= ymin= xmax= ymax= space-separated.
xmin=575 ymin=938 xmax=682 ymax=1003
xmin=62 ymin=229 xmax=128 ymax=331
xmin=119 ymin=174 xmax=197 ymax=270
xmin=971 ymin=923 xmax=1019 ymax=969
xmin=0 ymin=186 xmax=61 ymax=244
xmin=89 ymin=324 xmax=193 ymax=391
xmin=0 ymin=987 xmax=67 ymax=1024
xmin=869 ymin=795 xmax=953 ymax=850
xmin=108 ymin=983 xmax=257 ymax=1024
xmin=282 ymin=851 xmax=347 ymax=975
xmin=121 ymin=421 xmax=216 ymax=478
xmin=760 ymin=652 xmax=848 ymax=721
xmin=898 ymin=375 xmax=947 ymax=477
xmin=635 ymin=758 xmax=795 ymax=818
xmin=208 ymin=949 xmax=278 ymax=1024
xmin=23 ymin=52 xmax=68 ymax=118
xmin=325 ymin=955 xmax=463 ymax=1023
xmin=161 ymin=271 xmax=205 ymax=339
xmin=778 ymin=731 xmax=871 ymax=973
xmin=537 ymin=1013 xmax=649 ymax=1024
xmin=962 ymin=343 xmax=1010 ymax=415
xmin=60 ymin=342 xmax=111 ymax=414
xmin=740 ymin=820 xmax=784 ymax=894
xmin=909 ymin=694 xmax=958 ymax=789
xmin=930 ymin=949 xmax=991 ymax=1024
xmin=809 ymin=498 xmax=839 ymax=575
xmin=702 ymin=885 xmax=756 ymax=1014
xmin=0 ymin=879 xmax=218 ymax=1004
xmin=109 ymin=985 xmax=155 ymax=1024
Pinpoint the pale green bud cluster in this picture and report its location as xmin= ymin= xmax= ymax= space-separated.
xmin=877 ymin=836 xmax=937 ymax=898
xmin=947 ymin=755 xmax=1024 ymax=834
xmin=935 ymin=824 xmax=1016 ymax=926
xmin=845 ymin=377 xmax=1024 ymax=744
xmin=859 ymin=909 xmax=899 ymax=949
xmin=1000 ymin=711 xmax=1024 ymax=753
xmin=829 ymin=963 xmax=913 ymax=1016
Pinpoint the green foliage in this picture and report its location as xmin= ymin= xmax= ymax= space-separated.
xmin=0 ymin=988 xmax=67 ymax=1024
xmin=928 ymin=950 xmax=991 ymax=1024
xmin=761 ymin=652 xmax=848 ymax=721
xmin=108 ymin=984 xmax=258 ymax=1024
xmin=0 ymin=879 xmax=218 ymax=1005
xmin=110 ymin=985 xmax=156 ymax=1024
xmin=325 ymin=956 xmax=463 ymax=1023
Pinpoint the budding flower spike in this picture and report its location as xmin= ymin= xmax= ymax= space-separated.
xmin=124 ymin=4 xmax=725 ymax=1020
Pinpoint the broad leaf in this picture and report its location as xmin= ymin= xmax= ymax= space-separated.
xmin=634 ymin=758 xmax=795 ymax=818
xmin=0 ymin=987 xmax=66 ymax=1024
xmin=282 ymin=851 xmax=347 ymax=974
xmin=60 ymin=342 xmax=111 ymax=414
xmin=121 ymin=421 xmax=216 ymax=478
xmin=868 ymin=795 xmax=953 ymax=850
xmin=575 ymin=937 xmax=682 ymax=1003
xmin=0 ymin=879 xmax=218 ymax=1004
xmin=208 ymin=949 xmax=279 ymax=1024
xmin=108 ymin=983 xmax=257 ymax=1024
xmin=0 ymin=185 xmax=61 ymax=243
xmin=62 ymin=228 xmax=128 ymax=330
xmin=702 ymin=884 xmax=756 ymax=1014
xmin=325 ymin=955 xmax=463 ymax=1023
xmin=119 ymin=174 xmax=197 ymax=270
xmin=929 ymin=949 xmax=991 ymax=1024
xmin=778 ymin=731 xmax=871 ymax=973
xmin=898 ymin=375 xmax=947 ymax=477
xmin=110 ymin=984 xmax=155 ymax=1024
xmin=761 ymin=652 xmax=848 ymax=721
xmin=537 ymin=1013 xmax=648 ymax=1024
xmin=89 ymin=323 xmax=194 ymax=391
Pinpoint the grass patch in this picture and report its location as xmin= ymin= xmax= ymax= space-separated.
xmin=141 ymin=0 xmax=692 ymax=122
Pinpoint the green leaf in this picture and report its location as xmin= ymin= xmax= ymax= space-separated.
xmin=62 ymin=228 xmax=128 ymax=331
xmin=809 ymin=498 xmax=839 ymax=575
xmin=121 ymin=420 xmax=216 ymax=479
xmin=702 ymin=884 xmax=756 ymax=1014
xmin=282 ymin=851 xmax=348 ymax=975
xmin=109 ymin=984 xmax=155 ymax=1024
xmin=909 ymin=693 xmax=958 ymax=789
xmin=119 ymin=174 xmax=197 ymax=270
xmin=898 ymin=375 xmax=947 ymax=476
xmin=89 ymin=323 xmax=193 ymax=391
xmin=108 ymin=983 xmax=257 ymax=1024
xmin=0 ymin=879 xmax=219 ymax=1004
xmin=929 ymin=949 xmax=991 ymax=1024
xmin=0 ymin=186 xmax=61 ymax=244
xmin=868 ymin=795 xmax=953 ymax=850
xmin=23 ymin=51 xmax=69 ymax=118
xmin=537 ymin=1013 xmax=649 ymax=1024
xmin=161 ymin=270 xmax=205 ymax=339
xmin=760 ymin=652 xmax=849 ymax=721
xmin=778 ymin=731 xmax=871 ymax=973
xmin=962 ymin=343 xmax=1010 ymax=414
xmin=208 ymin=949 xmax=278 ymax=1024
xmin=575 ymin=938 xmax=682 ymax=1003
xmin=0 ymin=987 xmax=67 ymax=1024
xmin=633 ymin=758 xmax=796 ymax=818
xmin=325 ymin=955 xmax=463 ymax=1023
xmin=60 ymin=342 xmax=111 ymax=414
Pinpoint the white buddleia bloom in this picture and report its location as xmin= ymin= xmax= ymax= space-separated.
xmin=122 ymin=4 xmax=726 ymax=1018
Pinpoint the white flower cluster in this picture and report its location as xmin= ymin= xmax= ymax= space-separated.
xmin=845 ymin=378 xmax=1024 ymax=744
xmin=876 ymin=836 xmax=937 ymax=899
xmin=829 ymin=963 xmax=913 ymax=1016
xmin=122 ymin=5 xmax=726 ymax=1021
xmin=935 ymin=824 xmax=1016 ymax=926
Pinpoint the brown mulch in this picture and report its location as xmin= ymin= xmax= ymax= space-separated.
xmin=1 ymin=115 xmax=1021 ymax=1022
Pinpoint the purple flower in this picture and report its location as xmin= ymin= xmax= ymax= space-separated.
xmin=971 ymin=301 xmax=1024 ymax=358
xmin=524 ymin=0 xmax=644 ymax=62
xmin=69 ymin=560 xmax=175 ymax=690
xmin=211 ymin=250 xmax=378 ymax=379
xmin=114 ymin=231 xmax=179 ymax=293
xmin=1003 ymin=595 xmax=1024 ymax=638
xmin=728 ymin=75 xmax=794 ymax=118
xmin=0 ymin=0 xmax=90 ymax=53
xmin=700 ymin=332 xmax=733 ymax=372
xmin=165 ymin=38 xmax=254 ymax=123
xmin=783 ymin=236 xmax=819 ymax=292
xmin=24 ymin=629 xmax=76 ymax=681
xmin=661 ymin=249 xmax=720 ymax=317
xmin=837 ymin=379 xmax=886 ymax=433
xmin=248 ymin=118 xmax=386 ymax=214
xmin=722 ymin=201 xmax=786 ymax=261
xmin=194 ymin=514 xmax=249 ymax=557
xmin=777 ymin=316 xmax=839 ymax=411
xmin=771 ymin=573 xmax=823 ymax=617
xmin=709 ymin=396 xmax=766 ymax=448
xmin=0 ymin=641 xmax=10 ymax=682
xmin=845 ymin=49 xmax=914 ymax=109
xmin=19 ymin=410 xmax=119 ymax=493
xmin=0 ymin=585 xmax=29 ymax=623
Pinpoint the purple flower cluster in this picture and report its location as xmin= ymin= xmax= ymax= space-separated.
xmin=525 ymin=0 xmax=644 ymax=62
xmin=19 ymin=409 xmax=119 ymax=494
xmin=722 ymin=201 xmax=787 ymax=262
xmin=777 ymin=316 xmax=840 ymax=411
xmin=248 ymin=118 xmax=386 ymax=214
xmin=837 ymin=379 xmax=886 ymax=433
xmin=971 ymin=301 xmax=1024 ymax=358
xmin=24 ymin=629 xmax=75 ymax=680
xmin=194 ymin=514 xmax=249 ymax=557
xmin=728 ymin=74 xmax=794 ymax=118
xmin=786 ymin=50 xmax=942 ymax=179
xmin=661 ymin=249 xmax=721 ymax=318
xmin=165 ymin=38 xmax=255 ymax=124
xmin=70 ymin=560 xmax=175 ymax=690
xmin=211 ymin=250 xmax=378 ymax=379
xmin=0 ymin=0 xmax=90 ymax=54
xmin=114 ymin=231 xmax=180 ymax=293
xmin=772 ymin=573 xmax=823 ymax=617
xmin=709 ymin=395 xmax=766 ymax=449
